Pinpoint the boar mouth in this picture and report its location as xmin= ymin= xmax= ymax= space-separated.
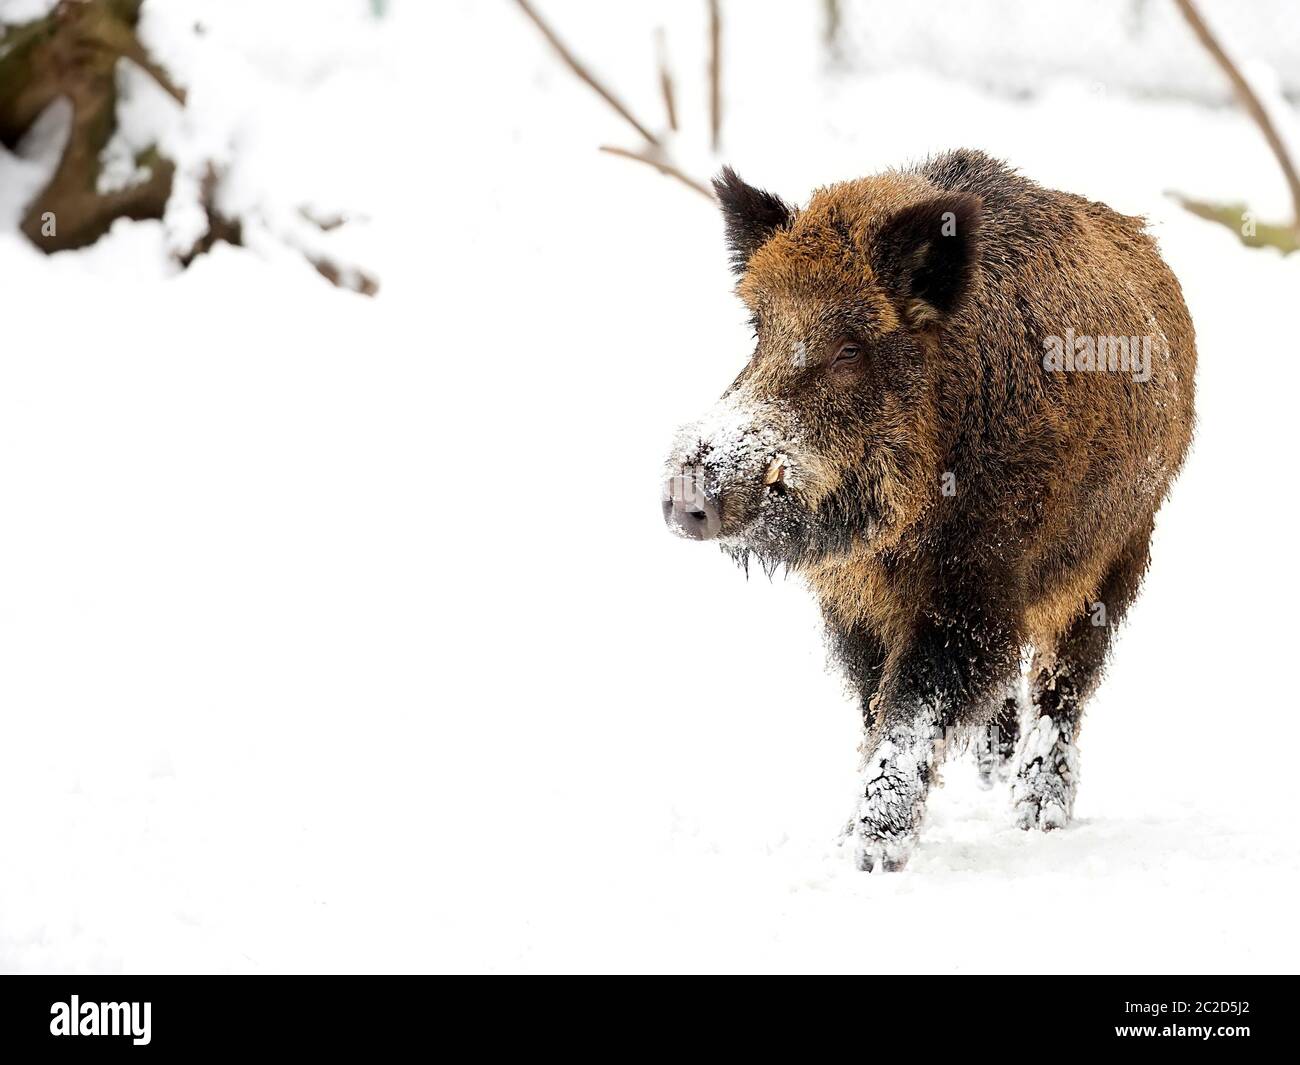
xmin=723 ymin=465 xmax=890 ymax=576
xmin=763 ymin=456 xmax=788 ymax=494
xmin=662 ymin=447 xmax=803 ymax=545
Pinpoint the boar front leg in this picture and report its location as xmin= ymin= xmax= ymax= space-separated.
xmin=852 ymin=605 xmax=1021 ymax=872
xmin=1012 ymin=528 xmax=1152 ymax=830
xmin=853 ymin=707 xmax=942 ymax=872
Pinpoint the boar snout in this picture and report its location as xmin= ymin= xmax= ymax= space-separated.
xmin=662 ymin=470 xmax=722 ymax=540
xmin=663 ymin=392 xmax=797 ymax=544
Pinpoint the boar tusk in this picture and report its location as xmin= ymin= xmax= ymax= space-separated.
xmin=764 ymin=458 xmax=786 ymax=485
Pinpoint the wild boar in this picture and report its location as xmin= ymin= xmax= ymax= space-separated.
xmin=662 ymin=149 xmax=1195 ymax=871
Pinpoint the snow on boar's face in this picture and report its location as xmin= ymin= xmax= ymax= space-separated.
xmin=663 ymin=167 xmax=980 ymax=573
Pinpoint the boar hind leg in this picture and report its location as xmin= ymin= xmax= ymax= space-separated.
xmin=1012 ymin=528 xmax=1152 ymax=830
xmin=974 ymin=687 xmax=1021 ymax=790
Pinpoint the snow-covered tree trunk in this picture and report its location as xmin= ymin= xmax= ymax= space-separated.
xmin=0 ymin=0 xmax=184 ymax=251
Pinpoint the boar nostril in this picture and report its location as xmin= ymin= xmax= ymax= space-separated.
xmin=662 ymin=475 xmax=722 ymax=541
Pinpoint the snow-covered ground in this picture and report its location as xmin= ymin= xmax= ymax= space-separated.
xmin=1 ymin=0 xmax=1298 ymax=973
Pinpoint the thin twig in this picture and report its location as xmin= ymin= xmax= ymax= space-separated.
xmin=1173 ymin=0 xmax=1300 ymax=230
xmin=118 ymin=40 xmax=187 ymax=106
xmin=654 ymin=27 xmax=678 ymax=133
xmin=823 ymin=0 xmax=842 ymax=63
xmin=599 ymin=145 xmax=715 ymax=200
xmin=513 ymin=0 xmax=660 ymax=148
xmin=707 ymin=0 xmax=722 ymax=152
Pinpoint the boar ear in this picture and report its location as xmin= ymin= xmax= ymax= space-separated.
xmin=872 ymin=192 xmax=981 ymax=325
xmin=712 ymin=166 xmax=794 ymax=274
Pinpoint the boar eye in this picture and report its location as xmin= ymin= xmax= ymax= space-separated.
xmin=832 ymin=341 xmax=862 ymax=367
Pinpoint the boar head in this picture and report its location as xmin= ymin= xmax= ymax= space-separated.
xmin=663 ymin=166 xmax=981 ymax=573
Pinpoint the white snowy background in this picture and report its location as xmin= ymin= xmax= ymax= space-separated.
xmin=1 ymin=0 xmax=1297 ymax=973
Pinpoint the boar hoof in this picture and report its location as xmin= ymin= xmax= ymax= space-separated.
xmin=1012 ymin=791 xmax=1070 ymax=831
xmin=974 ymin=734 xmax=1013 ymax=791
xmin=1010 ymin=765 xmax=1074 ymax=830
xmin=852 ymin=834 xmax=914 ymax=873
xmin=1013 ymin=790 xmax=1066 ymax=832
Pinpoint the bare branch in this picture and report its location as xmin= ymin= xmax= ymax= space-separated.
xmin=1173 ymin=0 xmax=1300 ymax=231
xmin=823 ymin=0 xmax=843 ymax=63
xmin=599 ymin=145 xmax=715 ymax=200
xmin=654 ymin=28 xmax=678 ymax=133
xmin=512 ymin=2 xmax=715 ymax=203
xmin=512 ymin=0 xmax=660 ymax=148
xmin=1166 ymin=192 xmax=1300 ymax=254
xmin=707 ymin=0 xmax=722 ymax=152
xmin=115 ymin=36 xmax=187 ymax=105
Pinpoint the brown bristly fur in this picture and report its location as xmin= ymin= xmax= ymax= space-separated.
xmin=733 ymin=151 xmax=1193 ymax=691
